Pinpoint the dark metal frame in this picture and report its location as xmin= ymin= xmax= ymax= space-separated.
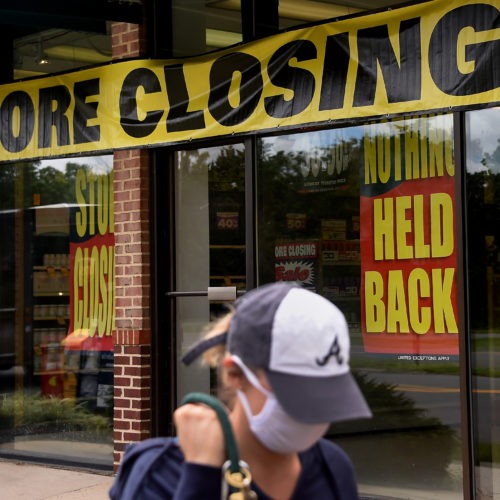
xmin=455 ymin=111 xmax=475 ymax=500
xmin=150 ymin=147 xmax=175 ymax=437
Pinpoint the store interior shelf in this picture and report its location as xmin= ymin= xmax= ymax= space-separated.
xmin=33 ymin=265 xmax=70 ymax=272
xmin=322 ymin=261 xmax=360 ymax=266
xmin=322 ymin=294 xmax=359 ymax=301
xmin=33 ymin=370 xmax=65 ymax=376
xmin=33 ymin=292 xmax=69 ymax=297
xmin=34 ymin=316 xmax=69 ymax=321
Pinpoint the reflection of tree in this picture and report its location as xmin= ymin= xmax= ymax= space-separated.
xmin=207 ymin=145 xmax=246 ymax=279
xmin=0 ymin=160 xmax=101 ymax=210
xmin=468 ymin=138 xmax=484 ymax=172
xmin=176 ymin=149 xmax=210 ymax=176
xmin=208 ymin=145 xmax=244 ymax=193
xmin=0 ymin=163 xmax=17 ymax=210
xmin=32 ymin=165 xmax=73 ymax=205
xmin=34 ymin=161 xmax=100 ymax=206
xmin=257 ymin=136 xmax=362 ymax=284
xmin=467 ymin=168 xmax=500 ymax=330
xmin=257 ymin=142 xmax=302 ymax=283
xmin=482 ymin=138 xmax=500 ymax=172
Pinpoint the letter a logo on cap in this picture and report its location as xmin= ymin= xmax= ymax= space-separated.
xmin=315 ymin=336 xmax=343 ymax=366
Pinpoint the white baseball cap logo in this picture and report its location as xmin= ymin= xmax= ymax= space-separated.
xmin=315 ymin=336 xmax=343 ymax=367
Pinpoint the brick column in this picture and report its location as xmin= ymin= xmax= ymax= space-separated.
xmin=111 ymin=17 xmax=151 ymax=471
xmin=112 ymin=21 xmax=147 ymax=59
xmin=112 ymin=149 xmax=152 ymax=469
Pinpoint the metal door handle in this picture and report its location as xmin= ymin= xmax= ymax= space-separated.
xmin=167 ymin=286 xmax=244 ymax=301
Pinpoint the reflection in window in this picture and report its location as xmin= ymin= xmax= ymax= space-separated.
xmin=466 ymin=107 xmax=500 ymax=499
xmin=258 ymin=115 xmax=462 ymax=498
xmin=14 ymin=28 xmax=112 ymax=80
xmin=0 ymin=156 xmax=114 ymax=469
xmin=172 ymin=0 xmax=242 ymax=57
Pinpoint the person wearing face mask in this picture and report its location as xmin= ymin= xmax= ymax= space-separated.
xmin=111 ymin=282 xmax=372 ymax=500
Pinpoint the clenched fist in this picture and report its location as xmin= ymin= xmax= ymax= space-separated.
xmin=173 ymin=403 xmax=226 ymax=467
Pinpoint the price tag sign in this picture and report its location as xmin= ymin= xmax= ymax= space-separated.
xmin=217 ymin=212 xmax=239 ymax=231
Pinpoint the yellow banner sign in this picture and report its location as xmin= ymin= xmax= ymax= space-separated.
xmin=1 ymin=0 xmax=499 ymax=161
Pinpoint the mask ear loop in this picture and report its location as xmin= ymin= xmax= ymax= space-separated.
xmin=231 ymin=355 xmax=272 ymax=397
xmin=236 ymin=388 xmax=256 ymax=422
xmin=232 ymin=355 xmax=272 ymax=424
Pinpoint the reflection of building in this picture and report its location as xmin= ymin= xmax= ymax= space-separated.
xmin=1 ymin=1 xmax=500 ymax=498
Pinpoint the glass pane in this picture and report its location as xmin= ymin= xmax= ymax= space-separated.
xmin=172 ymin=1 xmax=242 ymax=57
xmin=257 ymin=115 xmax=462 ymax=498
xmin=175 ymin=144 xmax=245 ymax=402
xmin=0 ymin=156 xmax=114 ymax=468
xmin=466 ymin=107 xmax=500 ymax=498
xmin=13 ymin=28 xmax=112 ymax=80
xmin=277 ymin=0 xmax=411 ymax=30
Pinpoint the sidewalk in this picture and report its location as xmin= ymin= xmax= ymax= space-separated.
xmin=0 ymin=460 xmax=114 ymax=499
xmin=0 ymin=458 xmax=466 ymax=500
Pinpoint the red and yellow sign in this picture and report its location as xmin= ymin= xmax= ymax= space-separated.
xmin=360 ymin=115 xmax=459 ymax=354
xmin=68 ymin=168 xmax=115 ymax=351
xmin=275 ymin=241 xmax=319 ymax=291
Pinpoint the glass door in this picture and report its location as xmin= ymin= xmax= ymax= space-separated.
xmin=466 ymin=107 xmax=500 ymax=499
xmin=172 ymin=143 xmax=246 ymax=403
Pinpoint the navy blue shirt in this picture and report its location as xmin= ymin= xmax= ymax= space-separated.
xmin=110 ymin=438 xmax=360 ymax=499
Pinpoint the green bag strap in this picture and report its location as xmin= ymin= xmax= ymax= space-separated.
xmin=181 ymin=392 xmax=240 ymax=474
xmin=181 ymin=392 xmax=256 ymax=499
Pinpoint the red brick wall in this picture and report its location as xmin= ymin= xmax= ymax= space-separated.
xmin=112 ymin=21 xmax=147 ymax=60
xmin=111 ymin=16 xmax=152 ymax=471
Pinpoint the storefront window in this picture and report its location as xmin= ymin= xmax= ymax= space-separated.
xmin=0 ymin=156 xmax=114 ymax=469
xmin=257 ymin=114 xmax=463 ymax=498
xmin=466 ymin=107 xmax=500 ymax=498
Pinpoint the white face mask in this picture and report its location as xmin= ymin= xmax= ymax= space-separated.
xmin=233 ymin=356 xmax=329 ymax=454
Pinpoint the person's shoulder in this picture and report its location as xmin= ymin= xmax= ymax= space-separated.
xmin=317 ymin=438 xmax=353 ymax=465
xmin=110 ymin=437 xmax=185 ymax=500
xmin=316 ymin=438 xmax=360 ymax=499
xmin=126 ymin=436 xmax=184 ymax=467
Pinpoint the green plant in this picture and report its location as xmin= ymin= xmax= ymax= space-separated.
xmin=0 ymin=393 xmax=109 ymax=433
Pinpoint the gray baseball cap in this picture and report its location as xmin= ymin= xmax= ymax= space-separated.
xmin=182 ymin=282 xmax=371 ymax=424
